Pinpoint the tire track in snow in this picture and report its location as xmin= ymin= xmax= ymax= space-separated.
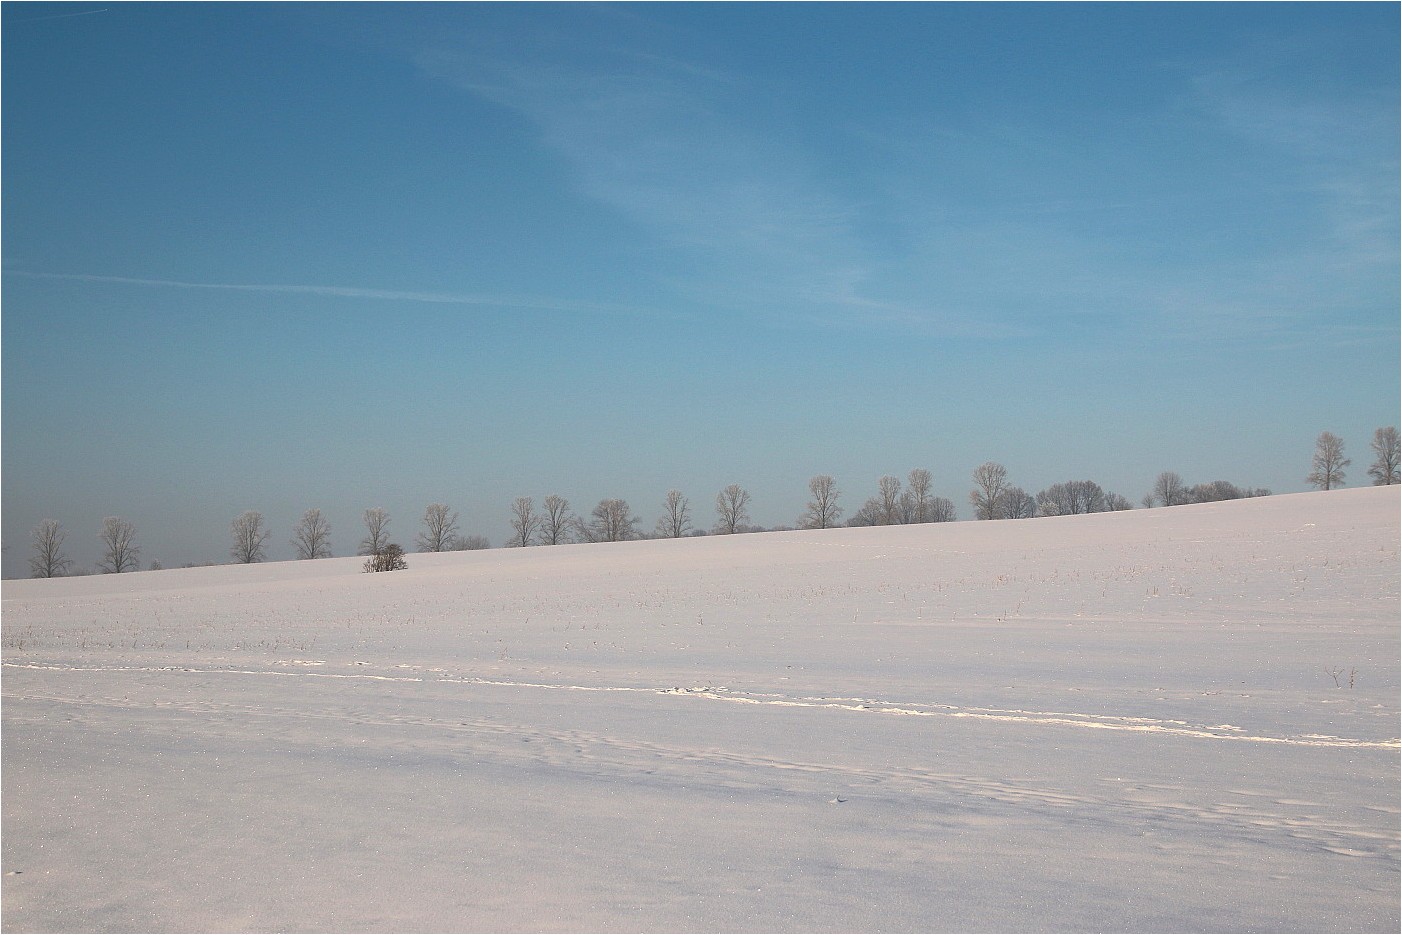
xmin=4 ymin=661 xmax=1398 ymax=749
xmin=659 ymin=687 xmax=1402 ymax=748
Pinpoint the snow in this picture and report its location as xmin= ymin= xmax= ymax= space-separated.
xmin=3 ymin=487 xmax=1398 ymax=932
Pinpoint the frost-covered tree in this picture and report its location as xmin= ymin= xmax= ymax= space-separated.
xmin=97 ymin=516 xmax=140 ymax=573
xmin=29 ymin=519 xmax=72 ymax=578
xmin=714 ymin=484 xmax=751 ymax=534
xmin=656 ymin=489 xmax=692 ymax=538
xmin=1307 ymin=432 xmax=1350 ymax=490
xmin=230 ymin=511 xmax=270 ymax=564
xmin=799 ymin=475 xmax=843 ymax=529
xmin=291 ymin=508 xmax=332 ymax=560
xmin=1368 ymin=426 xmax=1400 ymax=485
xmin=417 ymin=503 xmax=460 ymax=552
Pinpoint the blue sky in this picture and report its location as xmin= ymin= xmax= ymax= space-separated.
xmin=3 ymin=2 xmax=1397 ymax=574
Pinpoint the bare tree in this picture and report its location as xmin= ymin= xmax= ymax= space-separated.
xmin=359 ymin=508 xmax=391 ymax=556
xmin=656 ymin=489 xmax=692 ymax=538
xmin=1307 ymin=432 xmax=1350 ymax=490
xmin=1368 ymin=426 xmax=1400 ymax=485
xmin=97 ymin=516 xmax=140 ymax=573
xmin=846 ymin=498 xmax=884 ymax=527
xmin=29 ymin=519 xmax=72 ymax=578
xmin=898 ymin=490 xmax=916 ymax=523
xmin=906 ymin=469 xmax=934 ymax=523
xmin=714 ymin=484 xmax=752 ymax=534
xmin=585 ymin=498 xmax=640 ymax=542
xmin=509 ymin=497 xmax=540 ymax=547
xmin=1104 ymin=492 xmax=1134 ymax=511
xmin=1189 ymin=480 xmax=1245 ymax=503
xmin=230 ymin=511 xmax=270 ymax=564
xmin=291 ymin=508 xmax=332 ymax=560
xmin=540 ymin=495 xmax=574 ymax=545
xmin=1151 ymin=471 xmax=1190 ymax=508
xmin=417 ymin=503 xmax=460 ymax=552
xmin=1037 ymin=480 xmax=1106 ymax=516
xmin=799 ymin=475 xmax=843 ymax=529
xmin=969 ymin=462 xmax=1009 ymax=520
xmin=928 ymin=497 xmax=957 ymax=522
xmin=876 ymin=475 xmax=903 ymax=525
xmin=1073 ymin=480 xmax=1106 ymax=513
xmin=1000 ymin=486 xmax=1037 ymax=519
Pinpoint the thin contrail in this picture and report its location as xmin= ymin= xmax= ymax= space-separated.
xmin=13 ymin=8 xmax=108 ymax=23
xmin=3 ymin=270 xmax=681 ymax=320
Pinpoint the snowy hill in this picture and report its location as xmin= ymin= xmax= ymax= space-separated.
xmin=3 ymin=486 xmax=1398 ymax=931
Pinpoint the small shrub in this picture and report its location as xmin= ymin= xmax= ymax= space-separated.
xmin=363 ymin=543 xmax=408 ymax=573
xmin=450 ymin=534 xmax=491 ymax=551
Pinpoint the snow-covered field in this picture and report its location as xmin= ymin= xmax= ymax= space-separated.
xmin=3 ymin=487 xmax=1398 ymax=933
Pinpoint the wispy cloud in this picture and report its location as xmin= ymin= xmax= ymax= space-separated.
xmin=850 ymin=43 xmax=1399 ymax=348
xmin=404 ymin=18 xmax=1395 ymax=346
xmin=1169 ymin=61 xmax=1400 ymax=344
xmin=4 ymin=271 xmax=677 ymax=319
xmin=1188 ymin=64 xmax=1398 ymax=261
xmin=415 ymin=32 xmax=876 ymax=321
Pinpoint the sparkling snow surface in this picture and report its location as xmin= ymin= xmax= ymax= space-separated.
xmin=3 ymin=487 xmax=1398 ymax=932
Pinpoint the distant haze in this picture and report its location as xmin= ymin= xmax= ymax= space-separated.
xmin=2 ymin=4 xmax=1397 ymax=577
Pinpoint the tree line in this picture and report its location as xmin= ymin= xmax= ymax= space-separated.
xmin=24 ymin=426 xmax=1401 ymax=577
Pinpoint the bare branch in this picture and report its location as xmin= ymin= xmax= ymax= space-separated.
xmin=1150 ymin=471 xmax=1188 ymax=508
xmin=29 ymin=519 xmax=72 ymax=578
xmin=656 ymin=489 xmax=693 ymax=538
xmin=359 ymin=508 xmax=391 ymax=556
xmin=969 ymin=462 xmax=1009 ymax=520
xmin=714 ymin=484 xmax=752 ymax=534
xmin=97 ymin=516 xmax=140 ymax=573
xmin=800 ymin=475 xmax=843 ymax=529
xmin=1307 ymin=432 xmax=1350 ymax=490
xmin=540 ymin=495 xmax=575 ymax=545
xmin=291 ymin=508 xmax=332 ymax=560
xmin=1368 ymin=426 xmax=1400 ymax=485
xmin=587 ymin=498 xmax=639 ymax=542
xmin=229 ymin=511 xmax=270 ymax=564
xmin=417 ymin=503 xmax=460 ymax=552
xmin=877 ymin=475 xmax=903 ymax=525
xmin=509 ymin=497 xmax=540 ymax=547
